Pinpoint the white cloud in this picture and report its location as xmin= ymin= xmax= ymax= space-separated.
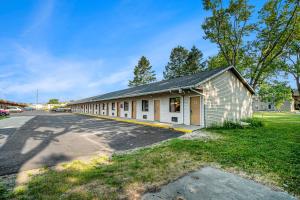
xmin=0 ymin=45 xmax=134 ymax=102
xmin=23 ymin=0 xmax=55 ymax=35
xmin=88 ymin=70 xmax=131 ymax=88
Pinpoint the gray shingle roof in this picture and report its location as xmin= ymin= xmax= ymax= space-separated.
xmin=71 ymin=66 xmax=254 ymax=104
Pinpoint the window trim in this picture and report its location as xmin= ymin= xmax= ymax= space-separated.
xmin=124 ymin=101 xmax=129 ymax=111
xmin=169 ymin=97 xmax=181 ymax=113
xmin=142 ymin=100 xmax=149 ymax=112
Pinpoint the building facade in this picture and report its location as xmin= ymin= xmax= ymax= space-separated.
xmin=70 ymin=67 xmax=254 ymax=127
xmin=252 ymin=89 xmax=300 ymax=112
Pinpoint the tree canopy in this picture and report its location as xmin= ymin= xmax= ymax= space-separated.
xmin=48 ymin=99 xmax=59 ymax=104
xmin=163 ymin=46 xmax=206 ymax=79
xmin=258 ymin=81 xmax=292 ymax=110
xmin=128 ymin=56 xmax=156 ymax=87
xmin=202 ymin=0 xmax=299 ymax=90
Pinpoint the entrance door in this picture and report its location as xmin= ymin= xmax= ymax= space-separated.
xmin=154 ymin=100 xmax=160 ymax=121
xmin=132 ymin=101 xmax=136 ymax=119
xmin=117 ymin=102 xmax=120 ymax=117
xmin=190 ymin=96 xmax=200 ymax=126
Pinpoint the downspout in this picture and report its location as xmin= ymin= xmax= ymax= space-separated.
xmin=190 ymin=87 xmax=206 ymax=128
xmin=181 ymin=89 xmax=185 ymax=125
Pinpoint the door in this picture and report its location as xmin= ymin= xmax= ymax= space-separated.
xmin=154 ymin=100 xmax=160 ymax=121
xmin=117 ymin=102 xmax=120 ymax=117
xmin=132 ymin=101 xmax=136 ymax=119
xmin=190 ymin=96 xmax=200 ymax=126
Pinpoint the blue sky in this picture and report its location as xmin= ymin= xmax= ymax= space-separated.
xmin=0 ymin=0 xmax=295 ymax=103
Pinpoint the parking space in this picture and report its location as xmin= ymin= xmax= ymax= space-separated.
xmin=0 ymin=111 xmax=182 ymax=175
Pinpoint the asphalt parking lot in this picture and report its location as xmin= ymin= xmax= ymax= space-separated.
xmin=0 ymin=111 xmax=182 ymax=175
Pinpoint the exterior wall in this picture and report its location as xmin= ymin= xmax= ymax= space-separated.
xmin=252 ymin=96 xmax=275 ymax=111
xmin=120 ymin=100 xmax=132 ymax=118
xmin=202 ymin=71 xmax=253 ymax=126
xmin=70 ymin=71 xmax=253 ymax=127
xmin=252 ymin=96 xmax=294 ymax=112
xmin=71 ymin=93 xmax=201 ymax=126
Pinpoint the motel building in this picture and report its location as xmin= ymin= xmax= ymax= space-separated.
xmin=70 ymin=66 xmax=254 ymax=128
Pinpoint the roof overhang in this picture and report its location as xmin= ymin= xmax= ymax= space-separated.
xmin=69 ymin=66 xmax=255 ymax=105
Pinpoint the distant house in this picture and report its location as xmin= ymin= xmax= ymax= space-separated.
xmin=69 ymin=66 xmax=254 ymax=127
xmin=252 ymin=89 xmax=299 ymax=112
xmin=292 ymin=89 xmax=300 ymax=110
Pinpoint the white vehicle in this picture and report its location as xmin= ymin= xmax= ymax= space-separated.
xmin=6 ymin=106 xmax=23 ymax=113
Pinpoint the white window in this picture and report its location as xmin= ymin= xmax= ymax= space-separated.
xmin=142 ymin=100 xmax=149 ymax=111
xmin=124 ymin=101 xmax=129 ymax=111
xmin=169 ymin=97 xmax=180 ymax=112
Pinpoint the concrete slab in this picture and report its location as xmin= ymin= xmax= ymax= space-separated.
xmin=142 ymin=167 xmax=297 ymax=200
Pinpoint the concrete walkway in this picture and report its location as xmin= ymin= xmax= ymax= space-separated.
xmin=142 ymin=167 xmax=297 ymax=200
xmin=75 ymin=113 xmax=201 ymax=133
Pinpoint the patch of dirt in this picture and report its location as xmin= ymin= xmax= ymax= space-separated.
xmin=179 ymin=130 xmax=220 ymax=140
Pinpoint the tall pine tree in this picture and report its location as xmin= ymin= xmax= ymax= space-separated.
xmin=163 ymin=46 xmax=206 ymax=79
xmin=185 ymin=46 xmax=207 ymax=74
xmin=128 ymin=56 xmax=156 ymax=87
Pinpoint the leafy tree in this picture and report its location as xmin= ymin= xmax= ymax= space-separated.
xmin=247 ymin=0 xmax=299 ymax=89
xmin=258 ymin=81 xmax=292 ymax=110
xmin=163 ymin=46 xmax=206 ymax=79
xmin=163 ymin=46 xmax=189 ymax=79
xmin=202 ymin=0 xmax=254 ymax=70
xmin=207 ymin=53 xmax=228 ymax=69
xmin=202 ymin=0 xmax=299 ymax=90
xmin=48 ymin=99 xmax=59 ymax=104
xmin=281 ymin=20 xmax=300 ymax=94
xmin=185 ymin=46 xmax=207 ymax=73
xmin=128 ymin=56 xmax=156 ymax=87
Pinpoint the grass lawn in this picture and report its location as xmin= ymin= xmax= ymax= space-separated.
xmin=0 ymin=116 xmax=8 ymax=120
xmin=2 ymin=112 xmax=299 ymax=199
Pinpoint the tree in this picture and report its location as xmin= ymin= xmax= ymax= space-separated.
xmin=163 ymin=46 xmax=206 ymax=79
xmin=163 ymin=46 xmax=189 ymax=79
xmin=202 ymin=0 xmax=299 ymax=90
xmin=48 ymin=99 xmax=59 ymax=104
xmin=281 ymin=19 xmax=300 ymax=94
xmin=202 ymin=0 xmax=254 ymax=70
xmin=248 ymin=0 xmax=299 ymax=89
xmin=207 ymin=53 xmax=228 ymax=69
xmin=185 ymin=46 xmax=207 ymax=73
xmin=128 ymin=56 xmax=156 ymax=87
xmin=258 ymin=81 xmax=292 ymax=110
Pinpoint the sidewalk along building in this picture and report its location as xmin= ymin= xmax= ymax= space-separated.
xmin=69 ymin=66 xmax=254 ymax=127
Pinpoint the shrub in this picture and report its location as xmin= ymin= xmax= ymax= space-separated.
xmin=0 ymin=182 xmax=9 ymax=199
xmin=242 ymin=118 xmax=264 ymax=128
xmin=223 ymin=120 xmax=244 ymax=129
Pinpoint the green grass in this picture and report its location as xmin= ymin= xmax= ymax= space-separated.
xmin=5 ymin=112 xmax=300 ymax=199
xmin=0 ymin=116 xmax=8 ymax=120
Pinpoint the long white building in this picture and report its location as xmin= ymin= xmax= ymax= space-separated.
xmin=69 ymin=66 xmax=254 ymax=127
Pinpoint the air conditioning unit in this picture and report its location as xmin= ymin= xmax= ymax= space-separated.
xmin=171 ymin=117 xmax=178 ymax=122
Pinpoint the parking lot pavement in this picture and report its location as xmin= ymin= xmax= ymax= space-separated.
xmin=0 ymin=111 xmax=182 ymax=175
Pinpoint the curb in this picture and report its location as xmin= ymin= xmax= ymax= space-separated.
xmin=74 ymin=113 xmax=192 ymax=133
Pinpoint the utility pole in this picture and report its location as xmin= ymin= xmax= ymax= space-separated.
xmin=36 ymin=89 xmax=39 ymax=110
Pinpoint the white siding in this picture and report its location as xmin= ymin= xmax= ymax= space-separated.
xmin=136 ymin=98 xmax=154 ymax=121
xmin=202 ymin=71 xmax=253 ymax=126
xmin=120 ymin=100 xmax=132 ymax=118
